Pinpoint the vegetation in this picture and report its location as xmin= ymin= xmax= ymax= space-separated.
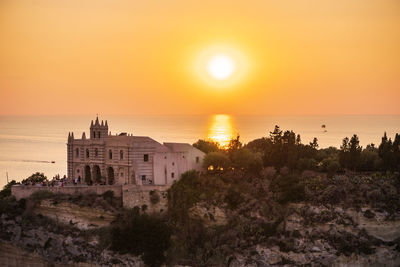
xmin=101 ymin=209 xmax=171 ymax=267
xmin=0 ymin=180 xmax=19 ymax=199
xmin=21 ymin=172 xmax=47 ymax=184
xmin=1 ymin=127 xmax=399 ymax=266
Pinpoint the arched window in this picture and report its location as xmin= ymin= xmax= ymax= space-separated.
xmin=109 ymin=149 xmax=112 ymax=159
xmin=120 ymin=150 xmax=123 ymax=160
xmin=98 ymin=132 xmax=101 ymax=138
xmin=86 ymin=149 xmax=89 ymax=158
xmin=75 ymin=148 xmax=79 ymax=157
xmin=95 ymin=148 xmax=98 ymax=157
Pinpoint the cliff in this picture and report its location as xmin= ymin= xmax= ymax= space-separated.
xmin=33 ymin=199 xmax=116 ymax=230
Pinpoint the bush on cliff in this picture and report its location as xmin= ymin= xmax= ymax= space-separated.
xmin=21 ymin=172 xmax=47 ymax=184
xmin=270 ymin=174 xmax=305 ymax=204
xmin=107 ymin=208 xmax=171 ymax=267
xmin=168 ymin=170 xmax=201 ymax=224
xmin=0 ymin=180 xmax=19 ymax=199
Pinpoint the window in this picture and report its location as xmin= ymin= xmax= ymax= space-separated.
xmin=120 ymin=150 xmax=123 ymax=160
xmin=141 ymin=175 xmax=146 ymax=181
xmin=75 ymin=148 xmax=79 ymax=157
xmin=109 ymin=149 xmax=112 ymax=159
xmin=171 ymin=172 xmax=175 ymax=178
xmin=196 ymin=156 xmax=200 ymax=163
xmin=144 ymin=154 xmax=149 ymax=162
xmin=95 ymin=148 xmax=98 ymax=157
xmin=172 ymin=162 xmax=175 ymax=166
xmin=86 ymin=149 xmax=90 ymax=158
xmin=120 ymin=172 xmax=124 ymax=177
xmin=98 ymin=132 xmax=101 ymax=138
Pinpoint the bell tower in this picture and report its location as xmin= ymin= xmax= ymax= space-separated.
xmin=90 ymin=116 xmax=108 ymax=139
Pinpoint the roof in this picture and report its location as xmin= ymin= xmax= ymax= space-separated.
xmin=163 ymin=142 xmax=203 ymax=153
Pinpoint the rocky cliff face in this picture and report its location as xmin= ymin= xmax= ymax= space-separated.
xmin=33 ymin=200 xmax=116 ymax=230
xmin=224 ymin=204 xmax=400 ymax=266
xmin=0 ymin=210 xmax=142 ymax=266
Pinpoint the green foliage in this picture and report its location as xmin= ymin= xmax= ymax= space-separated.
xmin=29 ymin=190 xmax=54 ymax=203
xmin=22 ymin=172 xmax=47 ymax=184
xmin=108 ymin=209 xmax=171 ymax=267
xmin=193 ymin=139 xmax=220 ymax=154
xmin=0 ymin=180 xmax=19 ymax=199
xmin=103 ymin=190 xmax=114 ymax=199
xmin=296 ymin=158 xmax=317 ymax=172
xmin=227 ymin=134 xmax=243 ymax=154
xmin=224 ymin=186 xmax=243 ymax=209
xmin=102 ymin=190 xmax=115 ymax=205
xmin=168 ymin=171 xmax=201 ymax=224
xmin=326 ymin=160 xmax=340 ymax=177
xmin=231 ymin=148 xmax=263 ymax=174
xmin=203 ymin=151 xmax=231 ymax=171
xmin=149 ymin=190 xmax=160 ymax=204
xmin=270 ymin=174 xmax=305 ymax=204
xmin=339 ymin=135 xmax=362 ymax=170
xmin=379 ymin=132 xmax=400 ymax=171
xmin=0 ymin=196 xmax=24 ymax=218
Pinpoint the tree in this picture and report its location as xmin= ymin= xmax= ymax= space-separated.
xmin=193 ymin=139 xmax=220 ymax=154
xmin=0 ymin=180 xmax=19 ymax=199
xmin=231 ymin=148 xmax=263 ymax=174
xmin=227 ymin=134 xmax=242 ymax=155
xmin=359 ymin=145 xmax=381 ymax=171
xmin=339 ymin=137 xmax=350 ymax=169
xmin=309 ymin=137 xmax=319 ymax=149
xmin=348 ymin=134 xmax=362 ymax=170
xmin=110 ymin=209 xmax=171 ymax=266
xmin=21 ymin=172 xmax=47 ymax=184
xmin=202 ymin=151 xmax=231 ymax=171
xmin=326 ymin=160 xmax=340 ymax=177
xmin=339 ymin=135 xmax=362 ymax=171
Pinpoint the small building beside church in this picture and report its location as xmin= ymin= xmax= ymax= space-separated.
xmin=67 ymin=117 xmax=205 ymax=185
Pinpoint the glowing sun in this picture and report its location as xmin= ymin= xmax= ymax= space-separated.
xmin=207 ymin=54 xmax=235 ymax=80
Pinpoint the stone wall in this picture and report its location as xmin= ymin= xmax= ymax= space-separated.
xmin=11 ymin=184 xmax=170 ymax=214
xmin=11 ymin=185 xmax=122 ymax=201
xmin=122 ymin=185 xmax=169 ymax=214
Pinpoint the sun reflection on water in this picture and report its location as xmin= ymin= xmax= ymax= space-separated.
xmin=207 ymin=114 xmax=236 ymax=148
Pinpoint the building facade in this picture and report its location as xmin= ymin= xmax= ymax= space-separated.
xmin=67 ymin=117 xmax=205 ymax=185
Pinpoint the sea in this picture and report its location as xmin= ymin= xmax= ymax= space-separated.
xmin=0 ymin=114 xmax=399 ymax=188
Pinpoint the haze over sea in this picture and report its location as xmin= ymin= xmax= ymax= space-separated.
xmin=0 ymin=115 xmax=399 ymax=188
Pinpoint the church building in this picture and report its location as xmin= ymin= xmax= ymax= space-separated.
xmin=67 ymin=117 xmax=205 ymax=185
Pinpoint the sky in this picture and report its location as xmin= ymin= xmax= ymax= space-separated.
xmin=0 ymin=0 xmax=399 ymax=116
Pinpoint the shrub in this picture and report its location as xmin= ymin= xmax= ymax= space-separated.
xmin=22 ymin=172 xmax=47 ymax=184
xmin=168 ymin=171 xmax=201 ymax=224
xmin=149 ymin=190 xmax=160 ymax=204
xmin=29 ymin=190 xmax=54 ymax=203
xmin=224 ymin=186 xmax=243 ymax=209
xmin=231 ymin=149 xmax=263 ymax=174
xmin=103 ymin=190 xmax=114 ymax=200
xmin=0 ymin=180 xmax=19 ymax=199
xmin=108 ymin=209 xmax=171 ymax=266
xmin=203 ymin=152 xmax=231 ymax=171
xmin=270 ymin=174 xmax=305 ymax=204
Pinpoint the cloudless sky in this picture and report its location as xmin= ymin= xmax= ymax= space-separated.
xmin=1 ymin=0 xmax=399 ymax=115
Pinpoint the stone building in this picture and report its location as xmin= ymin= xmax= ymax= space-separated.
xmin=67 ymin=117 xmax=205 ymax=185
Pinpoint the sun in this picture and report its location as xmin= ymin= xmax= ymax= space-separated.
xmin=190 ymin=43 xmax=251 ymax=89
xmin=207 ymin=54 xmax=236 ymax=80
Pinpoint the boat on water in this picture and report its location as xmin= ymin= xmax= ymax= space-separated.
xmin=51 ymin=161 xmax=55 ymax=164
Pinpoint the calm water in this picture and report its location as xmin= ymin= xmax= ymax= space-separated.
xmin=0 ymin=115 xmax=399 ymax=188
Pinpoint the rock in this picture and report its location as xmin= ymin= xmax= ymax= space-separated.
xmin=311 ymin=246 xmax=321 ymax=252
xmin=11 ymin=226 xmax=21 ymax=242
xmin=189 ymin=202 xmax=227 ymax=226
xmin=65 ymin=244 xmax=80 ymax=257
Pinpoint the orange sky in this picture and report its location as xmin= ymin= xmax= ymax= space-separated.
xmin=1 ymin=0 xmax=399 ymax=116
